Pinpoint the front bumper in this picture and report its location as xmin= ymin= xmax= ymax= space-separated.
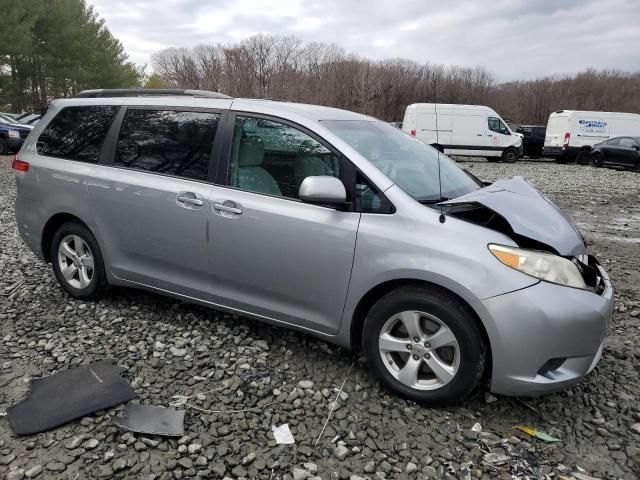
xmin=475 ymin=264 xmax=613 ymax=396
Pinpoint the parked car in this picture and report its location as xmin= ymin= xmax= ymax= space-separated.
xmin=516 ymin=125 xmax=546 ymax=158
xmin=402 ymin=103 xmax=523 ymax=162
xmin=590 ymin=136 xmax=640 ymax=170
xmin=543 ymin=110 xmax=640 ymax=164
xmin=0 ymin=112 xmax=18 ymax=119
xmin=0 ymin=115 xmax=34 ymax=155
xmin=19 ymin=113 xmax=41 ymax=125
xmin=14 ymin=88 xmax=613 ymax=405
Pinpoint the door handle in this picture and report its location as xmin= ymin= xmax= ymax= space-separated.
xmin=213 ymin=203 xmax=242 ymax=214
xmin=177 ymin=193 xmax=204 ymax=206
xmin=476 ymin=133 xmax=483 ymax=136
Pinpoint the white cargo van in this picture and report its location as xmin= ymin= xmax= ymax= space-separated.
xmin=543 ymin=110 xmax=640 ymax=164
xmin=402 ymin=103 xmax=523 ymax=162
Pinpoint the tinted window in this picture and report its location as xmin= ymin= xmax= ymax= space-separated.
xmin=619 ymin=137 xmax=638 ymax=147
xmin=37 ymin=106 xmax=118 ymax=163
xmin=228 ymin=116 xmax=341 ymax=199
xmin=607 ymin=138 xmax=620 ymax=146
xmin=114 ymin=109 xmax=219 ymax=181
xmin=488 ymin=117 xmax=509 ymax=135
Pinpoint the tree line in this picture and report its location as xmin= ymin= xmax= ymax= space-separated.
xmin=151 ymin=34 xmax=640 ymax=125
xmin=0 ymin=0 xmax=141 ymax=113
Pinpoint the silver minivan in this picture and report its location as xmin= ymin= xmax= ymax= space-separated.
xmin=13 ymin=89 xmax=613 ymax=405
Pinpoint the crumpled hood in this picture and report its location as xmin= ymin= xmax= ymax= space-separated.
xmin=443 ymin=176 xmax=586 ymax=256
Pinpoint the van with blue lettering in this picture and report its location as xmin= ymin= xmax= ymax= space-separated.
xmin=543 ymin=110 xmax=640 ymax=164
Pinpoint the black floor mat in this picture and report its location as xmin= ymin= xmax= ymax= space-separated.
xmin=7 ymin=360 xmax=135 ymax=435
xmin=111 ymin=404 xmax=185 ymax=436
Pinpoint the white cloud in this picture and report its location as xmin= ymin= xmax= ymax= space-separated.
xmin=89 ymin=0 xmax=640 ymax=80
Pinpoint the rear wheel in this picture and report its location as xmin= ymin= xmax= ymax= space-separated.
xmin=51 ymin=222 xmax=107 ymax=299
xmin=501 ymin=148 xmax=518 ymax=163
xmin=362 ymin=286 xmax=487 ymax=405
xmin=576 ymin=150 xmax=591 ymax=165
xmin=591 ymin=152 xmax=604 ymax=167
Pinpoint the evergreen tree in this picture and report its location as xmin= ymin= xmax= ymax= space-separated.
xmin=0 ymin=0 xmax=142 ymax=112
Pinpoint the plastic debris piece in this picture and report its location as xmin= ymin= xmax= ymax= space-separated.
xmin=471 ymin=422 xmax=482 ymax=432
xmin=111 ymin=404 xmax=185 ymax=437
xmin=272 ymin=424 xmax=295 ymax=444
xmin=515 ymin=425 xmax=561 ymax=443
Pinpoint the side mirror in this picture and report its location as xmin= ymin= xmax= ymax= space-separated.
xmin=299 ymin=176 xmax=347 ymax=206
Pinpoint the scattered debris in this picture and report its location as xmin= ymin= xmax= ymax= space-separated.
xmin=516 ymin=425 xmax=562 ymax=443
xmin=471 ymin=422 xmax=482 ymax=433
xmin=0 ymin=279 xmax=24 ymax=296
xmin=515 ymin=398 xmax=542 ymax=415
xmin=272 ymin=424 xmax=295 ymax=444
xmin=484 ymin=392 xmax=498 ymax=403
xmin=313 ymin=363 xmax=353 ymax=447
xmin=0 ymin=411 xmax=6 ymax=417
xmin=331 ymin=430 xmax=348 ymax=444
xmin=483 ymin=452 xmax=510 ymax=465
xmin=7 ymin=360 xmax=135 ymax=435
xmin=111 ymin=404 xmax=185 ymax=436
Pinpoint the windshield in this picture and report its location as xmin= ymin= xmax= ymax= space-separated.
xmin=322 ymin=120 xmax=480 ymax=202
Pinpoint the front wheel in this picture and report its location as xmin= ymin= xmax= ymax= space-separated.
xmin=362 ymin=286 xmax=487 ymax=405
xmin=51 ymin=222 xmax=107 ymax=299
xmin=501 ymin=148 xmax=518 ymax=163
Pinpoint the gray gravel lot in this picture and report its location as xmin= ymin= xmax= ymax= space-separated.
xmin=1 ymin=155 xmax=639 ymax=480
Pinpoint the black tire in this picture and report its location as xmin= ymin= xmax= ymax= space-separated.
xmin=486 ymin=157 xmax=499 ymax=163
xmin=501 ymin=148 xmax=518 ymax=163
xmin=0 ymin=138 xmax=8 ymax=156
xmin=362 ymin=286 xmax=487 ymax=406
xmin=591 ymin=152 xmax=603 ymax=168
xmin=50 ymin=221 xmax=107 ymax=299
xmin=576 ymin=150 xmax=591 ymax=165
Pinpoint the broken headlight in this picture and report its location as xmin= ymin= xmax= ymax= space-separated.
xmin=489 ymin=244 xmax=589 ymax=290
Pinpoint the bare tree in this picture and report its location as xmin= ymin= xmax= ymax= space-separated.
xmin=151 ymin=34 xmax=640 ymax=124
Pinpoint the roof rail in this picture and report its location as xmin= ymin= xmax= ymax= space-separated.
xmin=75 ymin=88 xmax=231 ymax=99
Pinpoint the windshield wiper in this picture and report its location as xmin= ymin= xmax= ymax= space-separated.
xmin=417 ymin=196 xmax=450 ymax=205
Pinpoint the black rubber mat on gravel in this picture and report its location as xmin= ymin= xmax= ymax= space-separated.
xmin=7 ymin=360 xmax=135 ymax=435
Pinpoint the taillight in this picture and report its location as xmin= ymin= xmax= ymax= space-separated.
xmin=12 ymin=156 xmax=30 ymax=172
xmin=410 ymin=129 xmax=416 ymax=137
xmin=563 ymin=132 xmax=570 ymax=150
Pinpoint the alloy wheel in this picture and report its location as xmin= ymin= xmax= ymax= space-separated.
xmin=57 ymin=234 xmax=95 ymax=289
xmin=378 ymin=310 xmax=460 ymax=390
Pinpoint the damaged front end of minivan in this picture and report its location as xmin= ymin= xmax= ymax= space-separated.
xmin=441 ymin=176 xmax=607 ymax=294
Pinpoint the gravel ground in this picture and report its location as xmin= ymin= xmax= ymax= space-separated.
xmin=1 ymin=155 xmax=639 ymax=480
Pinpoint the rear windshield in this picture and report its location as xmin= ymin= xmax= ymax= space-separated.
xmin=322 ymin=120 xmax=479 ymax=202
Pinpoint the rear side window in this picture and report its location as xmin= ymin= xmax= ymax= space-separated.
xmin=114 ymin=109 xmax=219 ymax=182
xmin=37 ymin=106 xmax=118 ymax=163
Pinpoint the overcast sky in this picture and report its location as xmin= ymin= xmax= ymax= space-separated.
xmin=89 ymin=0 xmax=640 ymax=81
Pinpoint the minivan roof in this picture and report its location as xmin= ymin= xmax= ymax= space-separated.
xmin=51 ymin=95 xmax=375 ymax=123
